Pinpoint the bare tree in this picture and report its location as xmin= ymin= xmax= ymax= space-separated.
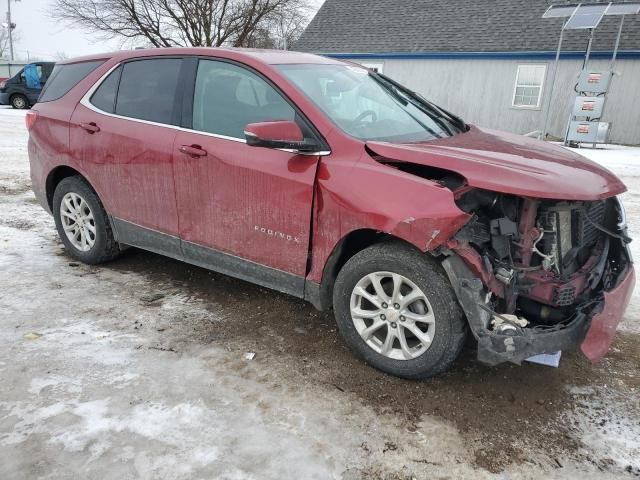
xmin=255 ymin=0 xmax=311 ymax=49
xmin=50 ymin=0 xmax=311 ymax=49
xmin=54 ymin=51 xmax=70 ymax=61
xmin=0 ymin=30 xmax=22 ymax=60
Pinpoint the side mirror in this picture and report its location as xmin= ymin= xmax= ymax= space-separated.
xmin=244 ymin=121 xmax=319 ymax=153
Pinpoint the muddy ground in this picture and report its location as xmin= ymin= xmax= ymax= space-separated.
xmin=108 ymin=248 xmax=640 ymax=475
xmin=1 ymin=107 xmax=639 ymax=479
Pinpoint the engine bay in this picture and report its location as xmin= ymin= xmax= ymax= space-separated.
xmin=444 ymin=188 xmax=631 ymax=338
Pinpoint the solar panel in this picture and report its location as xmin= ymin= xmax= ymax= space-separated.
xmin=542 ymin=4 xmax=579 ymax=19
xmin=564 ymin=4 xmax=609 ymax=29
xmin=606 ymin=2 xmax=640 ymax=15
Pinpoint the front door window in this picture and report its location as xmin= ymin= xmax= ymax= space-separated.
xmin=192 ymin=60 xmax=296 ymax=139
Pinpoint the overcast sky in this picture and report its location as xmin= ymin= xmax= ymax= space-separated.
xmin=6 ymin=0 xmax=325 ymax=62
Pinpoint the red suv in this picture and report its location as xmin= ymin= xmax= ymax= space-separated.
xmin=28 ymin=48 xmax=634 ymax=378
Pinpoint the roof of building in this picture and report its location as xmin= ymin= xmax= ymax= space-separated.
xmin=296 ymin=0 xmax=640 ymax=55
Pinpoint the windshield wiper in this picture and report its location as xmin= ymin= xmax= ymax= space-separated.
xmin=370 ymin=73 xmax=455 ymax=136
xmin=370 ymin=75 xmax=408 ymax=106
xmin=415 ymin=92 xmax=468 ymax=133
xmin=372 ymin=73 xmax=468 ymax=133
xmin=369 ymin=75 xmax=444 ymax=139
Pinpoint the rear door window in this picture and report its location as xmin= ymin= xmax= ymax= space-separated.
xmin=39 ymin=60 xmax=104 ymax=102
xmin=115 ymin=58 xmax=181 ymax=125
xmin=90 ymin=66 xmax=122 ymax=114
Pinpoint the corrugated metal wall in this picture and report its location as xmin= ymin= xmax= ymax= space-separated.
xmin=0 ymin=63 xmax=27 ymax=80
xmin=347 ymin=57 xmax=640 ymax=145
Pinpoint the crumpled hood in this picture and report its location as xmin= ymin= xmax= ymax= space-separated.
xmin=366 ymin=126 xmax=626 ymax=200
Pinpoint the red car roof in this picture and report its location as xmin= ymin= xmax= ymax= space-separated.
xmin=59 ymin=47 xmax=343 ymax=66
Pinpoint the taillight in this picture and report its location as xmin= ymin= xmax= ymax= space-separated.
xmin=25 ymin=110 xmax=38 ymax=131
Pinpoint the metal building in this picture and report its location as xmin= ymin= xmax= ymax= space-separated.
xmin=295 ymin=0 xmax=640 ymax=145
xmin=0 ymin=62 xmax=27 ymax=81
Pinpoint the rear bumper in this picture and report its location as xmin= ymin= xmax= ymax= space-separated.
xmin=0 ymin=92 xmax=9 ymax=105
xmin=28 ymin=137 xmax=52 ymax=215
xmin=581 ymin=265 xmax=635 ymax=361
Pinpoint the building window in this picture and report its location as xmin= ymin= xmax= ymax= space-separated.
xmin=512 ymin=64 xmax=546 ymax=108
xmin=358 ymin=62 xmax=384 ymax=74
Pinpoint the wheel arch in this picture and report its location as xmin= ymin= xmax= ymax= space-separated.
xmin=45 ymin=165 xmax=98 ymax=211
xmin=305 ymin=154 xmax=473 ymax=312
xmin=306 ymin=228 xmax=424 ymax=311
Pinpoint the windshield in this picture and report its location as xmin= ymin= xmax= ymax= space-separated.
xmin=277 ymin=64 xmax=467 ymax=143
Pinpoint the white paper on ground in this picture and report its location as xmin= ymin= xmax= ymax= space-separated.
xmin=525 ymin=351 xmax=562 ymax=367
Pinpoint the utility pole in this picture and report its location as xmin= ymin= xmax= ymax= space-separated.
xmin=6 ymin=0 xmax=19 ymax=61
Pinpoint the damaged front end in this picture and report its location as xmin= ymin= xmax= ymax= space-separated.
xmin=440 ymin=189 xmax=634 ymax=366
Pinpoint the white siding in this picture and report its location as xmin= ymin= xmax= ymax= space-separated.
xmin=348 ymin=57 xmax=640 ymax=145
xmin=0 ymin=63 xmax=27 ymax=79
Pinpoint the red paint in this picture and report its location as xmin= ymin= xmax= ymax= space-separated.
xmin=581 ymin=267 xmax=636 ymax=362
xmin=447 ymin=240 xmax=505 ymax=298
xmin=70 ymin=102 xmax=181 ymax=236
xmin=522 ymin=240 xmax=605 ymax=307
xmin=516 ymin=198 xmax=539 ymax=267
xmin=25 ymin=110 xmax=38 ymax=130
xmin=366 ymin=126 xmax=626 ymax=201
xmin=172 ymin=129 xmax=318 ymax=275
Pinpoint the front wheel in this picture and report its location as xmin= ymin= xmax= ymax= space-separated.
xmin=11 ymin=94 xmax=29 ymax=109
xmin=333 ymin=242 xmax=467 ymax=379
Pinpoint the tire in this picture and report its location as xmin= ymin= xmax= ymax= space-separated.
xmin=333 ymin=242 xmax=466 ymax=379
xmin=53 ymin=176 xmax=121 ymax=264
xmin=10 ymin=94 xmax=29 ymax=109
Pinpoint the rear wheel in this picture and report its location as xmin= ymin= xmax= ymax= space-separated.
xmin=10 ymin=94 xmax=28 ymax=109
xmin=53 ymin=176 xmax=121 ymax=264
xmin=333 ymin=242 xmax=466 ymax=379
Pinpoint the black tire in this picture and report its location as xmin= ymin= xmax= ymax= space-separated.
xmin=10 ymin=94 xmax=29 ymax=109
xmin=333 ymin=242 xmax=467 ymax=379
xmin=53 ymin=176 xmax=121 ymax=264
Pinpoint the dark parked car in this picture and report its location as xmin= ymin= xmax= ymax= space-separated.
xmin=0 ymin=62 xmax=55 ymax=109
xmin=26 ymin=48 xmax=634 ymax=379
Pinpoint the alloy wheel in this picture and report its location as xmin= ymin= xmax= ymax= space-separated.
xmin=60 ymin=192 xmax=97 ymax=252
xmin=350 ymin=271 xmax=436 ymax=360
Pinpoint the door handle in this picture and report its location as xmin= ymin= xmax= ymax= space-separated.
xmin=80 ymin=122 xmax=100 ymax=134
xmin=179 ymin=144 xmax=207 ymax=158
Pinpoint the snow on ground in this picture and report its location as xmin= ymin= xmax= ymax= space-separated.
xmin=0 ymin=105 xmax=639 ymax=479
xmin=565 ymin=144 xmax=640 ymax=334
xmin=567 ymin=385 xmax=640 ymax=472
xmin=0 ymin=107 xmax=29 ymax=195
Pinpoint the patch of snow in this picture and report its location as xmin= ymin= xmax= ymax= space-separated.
xmin=567 ymin=385 xmax=640 ymax=473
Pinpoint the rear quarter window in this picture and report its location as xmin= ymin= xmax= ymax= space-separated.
xmin=39 ymin=60 xmax=105 ymax=103
xmin=90 ymin=66 xmax=122 ymax=113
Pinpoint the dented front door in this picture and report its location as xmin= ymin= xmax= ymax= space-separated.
xmin=172 ymin=58 xmax=319 ymax=278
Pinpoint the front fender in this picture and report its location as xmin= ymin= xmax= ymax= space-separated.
xmin=307 ymin=156 xmax=471 ymax=284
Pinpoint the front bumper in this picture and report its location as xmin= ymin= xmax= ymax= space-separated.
xmin=581 ymin=265 xmax=635 ymax=361
xmin=0 ymin=92 xmax=9 ymax=105
xmin=443 ymin=255 xmax=635 ymax=366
